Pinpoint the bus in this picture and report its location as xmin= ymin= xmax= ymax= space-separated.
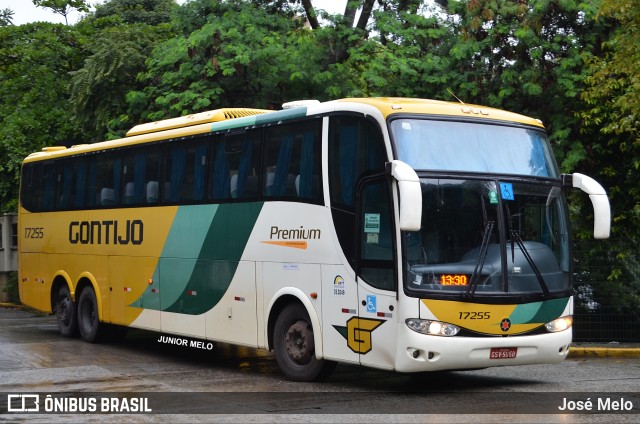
xmin=18 ymin=98 xmax=610 ymax=381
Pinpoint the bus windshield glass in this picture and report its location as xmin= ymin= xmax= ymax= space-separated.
xmin=404 ymin=178 xmax=571 ymax=298
xmin=391 ymin=119 xmax=558 ymax=177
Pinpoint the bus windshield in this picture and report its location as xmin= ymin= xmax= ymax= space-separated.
xmin=391 ymin=119 xmax=558 ymax=178
xmin=404 ymin=178 xmax=571 ymax=298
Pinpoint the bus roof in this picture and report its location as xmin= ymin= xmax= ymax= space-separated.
xmin=336 ymin=97 xmax=545 ymax=128
xmin=23 ymin=98 xmax=544 ymax=163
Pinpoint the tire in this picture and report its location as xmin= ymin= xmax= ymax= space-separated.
xmin=77 ymin=287 xmax=103 ymax=343
xmin=273 ymin=303 xmax=337 ymax=382
xmin=55 ymin=285 xmax=78 ymax=338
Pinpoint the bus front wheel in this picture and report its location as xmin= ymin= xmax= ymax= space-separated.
xmin=273 ymin=303 xmax=336 ymax=382
xmin=77 ymin=287 xmax=103 ymax=343
xmin=55 ymin=285 xmax=78 ymax=338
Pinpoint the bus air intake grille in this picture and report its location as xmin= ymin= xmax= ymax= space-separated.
xmin=126 ymin=108 xmax=270 ymax=137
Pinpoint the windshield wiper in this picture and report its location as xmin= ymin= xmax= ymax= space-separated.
xmin=510 ymin=230 xmax=550 ymax=298
xmin=464 ymin=221 xmax=494 ymax=300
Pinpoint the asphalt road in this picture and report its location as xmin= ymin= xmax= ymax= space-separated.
xmin=1 ymin=305 xmax=639 ymax=423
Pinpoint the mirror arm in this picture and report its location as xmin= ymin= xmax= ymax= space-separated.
xmin=563 ymin=173 xmax=611 ymax=239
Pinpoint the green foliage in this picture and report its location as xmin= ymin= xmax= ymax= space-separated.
xmin=5 ymin=272 xmax=19 ymax=304
xmin=0 ymin=8 xmax=14 ymax=26
xmin=365 ymin=2 xmax=453 ymax=98
xmin=92 ymin=0 xmax=176 ymax=26
xmin=0 ymin=0 xmax=638 ymax=307
xmin=129 ymin=0 xmax=311 ymax=120
xmin=0 ymin=23 xmax=84 ymax=212
xmin=578 ymin=0 xmax=640 ymax=294
xmin=0 ymin=0 xmax=637 ymax=336
xmin=442 ymin=0 xmax=602 ymax=158
xmin=70 ymin=23 xmax=174 ymax=140
xmin=32 ymin=0 xmax=89 ymax=25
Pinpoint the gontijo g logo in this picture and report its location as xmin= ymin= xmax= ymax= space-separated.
xmin=333 ymin=317 xmax=385 ymax=354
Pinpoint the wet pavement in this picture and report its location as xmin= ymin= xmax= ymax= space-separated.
xmin=1 ymin=305 xmax=639 ymax=423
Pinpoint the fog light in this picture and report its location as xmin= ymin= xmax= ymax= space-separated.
xmin=406 ymin=318 xmax=460 ymax=336
xmin=545 ymin=316 xmax=573 ymax=333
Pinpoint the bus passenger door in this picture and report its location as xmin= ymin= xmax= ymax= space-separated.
xmin=356 ymin=178 xmax=398 ymax=370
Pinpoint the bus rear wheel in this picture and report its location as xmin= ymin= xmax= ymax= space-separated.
xmin=55 ymin=285 xmax=78 ymax=338
xmin=273 ymin=303 xmax=336 ymax=382
xmin=77 ymin=287 xmax=103 ymax=343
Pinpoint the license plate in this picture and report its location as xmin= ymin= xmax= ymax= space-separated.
xmin=490 ymin=347 xmax=518 ymax=359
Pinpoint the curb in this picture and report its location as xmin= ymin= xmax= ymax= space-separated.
xmin=568 ymin=346 xmax=640 ymax=358
xmin=0 ymin=302 xmax=44 ymax=314
xmin=0 ymin=302 xmax=28 ymax=309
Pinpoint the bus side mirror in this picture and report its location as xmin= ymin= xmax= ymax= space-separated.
xmin=387 ymin=160 xmax=422 ymax=231
xmin=565 ymin=173 xmax=611 ymax=239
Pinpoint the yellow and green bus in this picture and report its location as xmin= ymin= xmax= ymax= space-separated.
xmin=18 ymin=98 xmax=610 ymax=381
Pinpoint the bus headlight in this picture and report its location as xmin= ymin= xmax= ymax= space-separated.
xmin=545 ymin=316 xmax=573 ymax=333
xmin=406 ymin=319 xmax=460 ymax=336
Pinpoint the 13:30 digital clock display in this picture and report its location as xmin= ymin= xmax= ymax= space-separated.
xmin=440 ymin=274 xmax=469 ymax=286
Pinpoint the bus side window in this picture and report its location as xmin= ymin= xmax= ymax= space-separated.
xmin=85 ymin=156 xmax=97 ymax=208
xmin=94 ymin=153 xmax=122 ymax=207
xmin=123 ymin=148 xmax=161 ymax=205
xmin=329 ymin=116 xmax=387 ymax=211
xmin=164 ymin=138 xmax=208 ymax=203
xmin=145 ymin=151 xmax=160 ymax=204
xmin=262 ymin=120 xmax=322 ymax=201
xmin=42 ymin=162 xmax=56 ymax=211
xmin=209 ymin=131 xmax=261 ymax=201
xmin=56 ymin=161 xmax=73 ymax=209
xmin=231 ymin=130 xmax=261 ymax=200
xmin=53 ymin=158 xmax=89 ymax=210
xmin=20 ymin=163 xmax=42 ymax=212
xmin=73 ymin=159 xmax=87 ymax=209
xmin=263 ymin=129 xmax=295 ymax=197
xmin=209 ymin=139 xmax=230 ymax=200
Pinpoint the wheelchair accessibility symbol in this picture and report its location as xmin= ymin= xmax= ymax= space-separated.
xmin=500 ymin=182 xmax=514 ymax=201
xmin=366 ymin=295 xmax=376 ymax=313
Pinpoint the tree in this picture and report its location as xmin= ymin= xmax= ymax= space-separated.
xmin=70 ymin=24 xmax=174 ymax=140
xmin=0 ymin=23 xmax=85 ymax=212
xmin=578 ymin=0 xmax=640 ymax=315
xmin=128 ymin=0 xmax=313 ymax=121
xmin=70 ymin=0 xmax=176 ymax=140
xmin=32 ymin=0 xmax=90 ymax=25
xmin=439 ymin=1 xmax=602 ymax=144
xmin=92 ymin=0 xmax=176 ymax=26
xmin=0 ymin=8 xmax=14 ymax=26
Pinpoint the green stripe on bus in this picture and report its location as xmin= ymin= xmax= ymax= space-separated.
xmin=523 ymin=297 xmax=569 ymax=323
xmin=163 ymin=202 xmax=263 ymax=314
xmin=509 ymin=298 xmax=569 ymax=324
xmin=209 ymin=108 xmax=308 ymax=134
xmin=211 ymin=115 xmax=258 ymax=132
xmin=132 ymin=205 xmax=218 ymax=310
xmin=255 ymin=108 xmax=308 ymax=125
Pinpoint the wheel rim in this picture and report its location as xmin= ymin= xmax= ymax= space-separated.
xmin=284 ymin=319 xmax=313 ymax=365
xmin=57 ymin=296 xmax=72 ymax=326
